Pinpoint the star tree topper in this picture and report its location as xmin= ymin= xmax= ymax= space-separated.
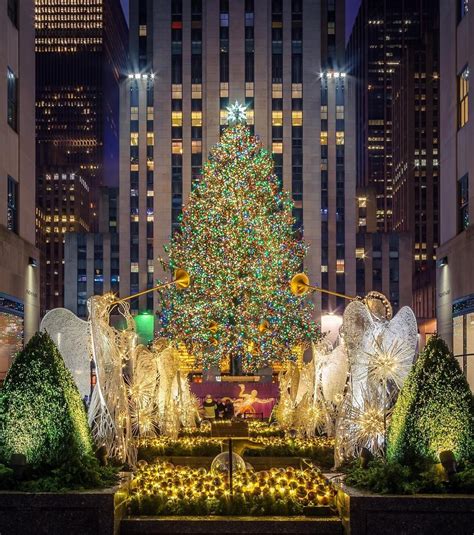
xmin=226 ymin=101 xmax=247 ymax=125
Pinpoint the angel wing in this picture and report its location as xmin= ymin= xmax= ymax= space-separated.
xmin=40 ymin=308 xmax=91 ymax=398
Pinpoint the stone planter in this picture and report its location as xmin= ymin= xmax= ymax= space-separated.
xmin=0 ymin=480 xmax=130 ymax=535
xmin=335 ymin=482 xmax=474 ymax=535
xmin=120 ymin=515 xmax=343 ymax=535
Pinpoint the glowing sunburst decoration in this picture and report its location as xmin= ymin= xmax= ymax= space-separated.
xmin=226 ymin=101 xmax=247 ymax=124
xmin=366 ymin=335 xmax=415 ymax=390
xmin=340 ymin=387 xmax=391 ymax=457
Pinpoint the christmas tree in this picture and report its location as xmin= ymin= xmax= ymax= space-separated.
xmin=387 ymin=335 xmax=474 ymax=464
xmin=159 ymin=107 xmax=320 ymax=372
xmin=0 ymin=332 xmax=93 ymax=469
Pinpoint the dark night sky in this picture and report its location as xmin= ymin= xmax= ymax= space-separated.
xmin=120 ymin=0 xmax=361 ymax=41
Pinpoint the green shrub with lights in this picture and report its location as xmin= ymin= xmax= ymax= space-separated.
xmin=0 ymin=332 xmax=118 ymax=491
xmin=387 ymin=335 xmax=474 ymax=465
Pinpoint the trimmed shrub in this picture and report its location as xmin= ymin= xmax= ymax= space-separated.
xmin=0 ymin=331 xmax=93 ymax=470
xmin=387 ymin=335 xmax=474 ymax=464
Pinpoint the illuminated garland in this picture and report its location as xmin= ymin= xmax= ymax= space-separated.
xmin=158 ymin=124 xmax=320 ymax=371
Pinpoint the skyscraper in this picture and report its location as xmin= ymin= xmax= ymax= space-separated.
xmin=347 ymin=0 xmax=440 ymax=341
xmin=35 ymin=0 xmax=128 ymax=312
xmin=437 ymin=0 xmax=474 ymax=388
xmin=0 ymin=0 xmax=39 ymax=380
xmin=391 ymin=3 xmax=439 ymax=342
xmin=347 ymin=0 xmax=437 ymax=233
xmin=119 ymin=0 xmax=356 ymax=320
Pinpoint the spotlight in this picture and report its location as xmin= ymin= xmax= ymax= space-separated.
xmin=359 ymin=447 xmax=373 ymax=469
xmin=29 ymin=257 xmax=38 ymax=268
xmin=439 ymin=450 xmax=457 ymax=480
xmin=437 ymin=256 xmax=448 ymax=268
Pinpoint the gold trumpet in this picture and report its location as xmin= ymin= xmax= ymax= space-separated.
xmin=289 ymin=273 xmax=392 ymax=320
xmin=111 ymin=268 xmax=190 ymax=305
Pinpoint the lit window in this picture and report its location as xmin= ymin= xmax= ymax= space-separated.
xmin=321 ymin=106 xmax=328 ymax=120
xmin=192 ymin=140 xmax=202 ymax=153
xmin=272 ymin=110 xmax=283 ymax=126
xmin=220 ymin=82 xmax=229 ymax=97
xmin=191 ymin=111 xmax=202 ymax=126
xmin=358 ymin=197 xmax=367 ymax=208
xmin=147 ymin=133 xmax=154 ymax=146
xmin=336 ymin=132 xmax=345 ymax=145
xmin=172 ymin=141 xmax=183 ymax=154
xmin=130 ymin=133 xmax=139 ymax=146
xmin=356 ymin=248 xmax=365 ymax=259
xmin=147 ymin=261 xmax=154 ymax=273
xmin=458 ymin=173 xmax=469 ymax=232
xmin=147 ymin=107 xmax=154 ymax=120
xmin=172 ymin=84 xmax=182 ymax=99
xmin=320 ymin=132 xmax=328 ymax=145
xmin=131 ymin=107 xmax=139 ymax=121
xmin=131 ymin=263 xmax=139 ymax=273
xmin=246 ymin=109 xmax=254 ymax=125
xmin=220 ymin=110 xmax=228 ymax=125
xmin=336 ymin=259 xmax=345 ymax=273
xmin=272 ymin=142 xmax=283 ymax=154
xmin=336 ymin=106 xmax=344 ymax=120
xmin=139 ymin=25 xmax=147 ymax=36
xmin=272 ymin=84 xmax=283 ymax=98
xmin=321 ymin=265 xmax=328 ymax=273
xmin=459 ymin=66 xmax=469 ymax=128
xmin=147 ymin=159 xmax=155 ymax=170
xmin=292 ymin=111 xmax=303 ymax=126
xmin=131 ymin=163 xmax=139 ymax=172
xmin=172 ymin=111 xmax=183 ymax=126
xmin=245 ymin=82 xmax=254 ymax=97
xmin=192 ymin=84 xmax=202 ymax=98
xmin=292 ymin=84 xmax=302 ymax=99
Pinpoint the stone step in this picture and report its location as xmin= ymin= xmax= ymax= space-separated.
xmin=121 ymin=516 xmax=343 ymax=535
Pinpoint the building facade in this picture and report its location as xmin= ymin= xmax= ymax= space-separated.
xmin=391 ymin=3 xmax=439 ymax=343
xmin=355 ymin=188 xmax=412 ymax=312
xmin=347 ymin=0 xmax=438 ymax=233
xmin=348 ymin=0 xmax=440 ymax=341
xmin=0 ymin=0 xmax=40 ymax=380
xmin=64 ymin=187 xmax=119 ymax=318
xmin=35 ymin=0 xmax=128 ymax=312
xmin=119 ymin=0 xmax=356 ymax=320
xmin=437 ymin=0 xmax=474 ymax=388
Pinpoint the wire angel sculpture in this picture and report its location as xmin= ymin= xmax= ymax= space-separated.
xmin=334 ymin=299 xmax=418 ymax=466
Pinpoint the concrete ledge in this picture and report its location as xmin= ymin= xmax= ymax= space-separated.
xmin=0 ymin=480 xmax=130 ymax=535
xmin=335 ymin=483 xmax=474 ymax=535
xmin=120 ymin=516 xmax=343 ymax=535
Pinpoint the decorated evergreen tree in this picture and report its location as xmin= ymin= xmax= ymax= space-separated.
xmin=387 ymin=335 xmax=474 ymax=464
xmin=159 ymin=106 xmax=320 ymax=372
xmin=0 ymin=332 xmax=93 ymax=470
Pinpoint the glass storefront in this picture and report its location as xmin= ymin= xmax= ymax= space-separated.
xmin=452 ymin=295 xmax=474 ymax=390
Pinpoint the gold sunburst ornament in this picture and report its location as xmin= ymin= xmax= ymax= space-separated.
xmin=209 ymin=320 xmax=219 ymax=334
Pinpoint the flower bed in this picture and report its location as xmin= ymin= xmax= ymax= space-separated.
xmin=128 ymin=460 xmax=336 ymax=516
